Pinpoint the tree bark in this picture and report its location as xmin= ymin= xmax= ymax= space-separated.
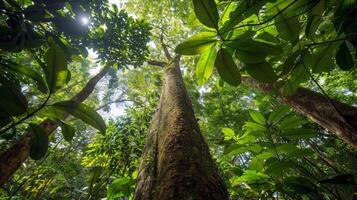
xmin=134 ymin=58 xmax=228 ymax=200
xmin=0 ymin=65 xmax=110 ymax=186
xmin=241 ymin=76 xmax=357 ymax=148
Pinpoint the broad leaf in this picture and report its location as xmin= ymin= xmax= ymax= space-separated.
xmin=107 ymin=177 xmax=133 ymax=199
xmin=0 ymin=61 xmax=47 ymax=93
xmin=175 ymin=32 xmax=217 ymax=55
xmin=336 ymin=41 xmax=355 ymax=71
xmin=304 ymin=44 xmax=337 ymax=73
xmin=245 ymin=61 xmax=277 ymax=83
xmin=196 ymin=43 xmax=217 ymax=85
xmin=279 ymin=115 xmax=306 ymax=130
xmin=44 ymin=37 xmax=69 ymax=93
xmin=228 ymin=39 xmax=283 ymax=62
xmin=249 ymin=110 xmax=266 ymax=125
xmin=268 ymin=105 xmax=290 ymax=123
xmin=0 ymin=75 xmax=28 ymax=116
xmin=59 ymin=121 xmax=75 ymax=142
xmin=28 ymin=123 xmax=49 ymax=160
xmin=192 ymin=0 xmax=219 ymax=29
xmin=52 ymin=101 xmax=106 ymax=133
xmin=215 ymin=48 xmax=241 ymax=86
xmin=222 ymin=127 xmax=235 ymax=141
xmin=305 ymin=0 xmax=325 ymax=38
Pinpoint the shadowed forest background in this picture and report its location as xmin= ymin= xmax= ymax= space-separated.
xmin=0 ymin=0 xmax=356 ymax=199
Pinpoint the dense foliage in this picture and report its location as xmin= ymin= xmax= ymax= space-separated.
xmin=0 ymin=0 xmax=356 ymax=199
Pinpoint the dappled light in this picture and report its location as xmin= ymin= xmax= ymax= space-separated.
xmin=0 ymin=0 xmax=356 ymax=199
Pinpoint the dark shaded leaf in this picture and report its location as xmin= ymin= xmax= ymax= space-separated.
xmin=336 ymin=41 xmax=355 ymax=71
xmin=192 ymin=0 xmax=219 ymax=29
xmin=245 ymin=61 xmax=277 ymax=83
xmin=59 ymin=121 xmax=75 ymax=142
xmin=28 ymin=123 xmax=49 ymax=160
xmin=215 ymin=48 xmax=241 ymax=86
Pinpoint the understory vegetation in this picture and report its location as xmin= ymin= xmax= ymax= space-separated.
xmin=0 ymin=0 xmax=356 ymax=199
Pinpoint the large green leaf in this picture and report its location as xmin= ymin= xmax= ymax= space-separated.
xmin=0 ymin=75 xmax=28 ymax=116
xmin=215 ymin=48 xmax=241 ymax=86
xmin=192 ymin=0 xmax=219 ymax=29
xmin=175 ymin=32 xmax=217 ymax=55
xmin=245 ymin=61 xmax=277 ymax=83
xmin=52 ymin=101 xmax=106 ymax=133
xmin=222 ymin=127 xmax=236 ymax=141
xmin=59 ymin=121 xmax=75 ymax=142
xmin=336 ymin=41 xmax=355 ymax=71
xmin=304 ymin=44 xmax=337 ymax=73
xmin=44 ymin=37 xmax=69 ymax=93
xmin=28 ymin=123 xmax=49 ymax=160
xmin=305 ymin=0 xmax=325 ymax=38
xmin=268 ymin=105 xmax=290 ymax=123
xmin=107 ymin=177 xmax=133 ymax=200
xmin=0 ymin=61 xmax=47 ymax=93
xmin=279 ymin=115 xmax=306 ymax=130
xmin=196 ymin=43 xmax=217 ymax=85
xmin=270 ymin=0 xmax=301 ymax=43
xmin=230 ymin=38 xmax=283 ymax=64
xmin=221 ymin=0 xmax=266 ymax=33
xmin=249 ymin=110 xmax=266 ymax=125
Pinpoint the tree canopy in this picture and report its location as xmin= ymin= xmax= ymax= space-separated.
xmin=0 ymin=0 xmax=356 ymax=199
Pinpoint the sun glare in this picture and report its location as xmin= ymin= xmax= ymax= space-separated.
xmin=80 ymin=16 xmax=89 ymax=25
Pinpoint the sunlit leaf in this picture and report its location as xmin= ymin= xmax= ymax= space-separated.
xmin=52 ymin=101 xmax=106 ymax=133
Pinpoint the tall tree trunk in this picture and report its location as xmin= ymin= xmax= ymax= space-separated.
xmin=241 ymin=76 xmax=357 ymax=148
xmin=0 ymin=65 xmax=110 ymax=186
xmin=134 ymin=58 xmax=228 ymax=200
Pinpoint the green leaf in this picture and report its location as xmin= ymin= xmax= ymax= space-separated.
xmin=0 ymin=61 xmax=47 ymax=93
xmin=44 ymin=37 xmax=69 ymax=93
xmin=245 ymin=61 xmax=277 ymax=83
xmin=175 ymin=32 xmax=217 ymax=55
xmin=107 ymin=177 xmax=133 ymax=199
xmin=232 ymin=170 xmax=269 ymax=186
xmin=215 ymin=48 xmax=241 ymax=86
xmin=52 ymin=101 xmax=106 ymax=133
xmin=222 ymin=127 xmax=235 ymax=141
xmin=244 ymin=122 xmax=266 ymax=131
xmin=59 ymin=121 xmax=75 ymax=142
xmin=304 ymin=44 xmax=337 ymax=73
xmin=0 ymin=76 xmax=28 ymax=116
xmin=281 ymin=128 xmax=318 ymax=140
xmin=28 ymin=123 xmax=49 ymax=160
xmin=279 ymin=115 xmax=306 ymax=130
xmin=221 ymin=1 xmax=266 ymax=33
xmin=336 ymin=41 xmax=355 ymax=71
xmin=271 ymin=1 xmax=300 ymax=43
xmin=192 ymin=0 xmax=219 ymax=29
xmin=228 ymin=38 xmax=283 ymax=62
xmin=305 ymin=0 xmax=325 ymax=38
xmin=268 ymin=105 xmax=290 ymax=123
xmin=196 ymin=43 xmax=217 ymax=85
xmin=249 ymin=110 xmax=266 ymax=125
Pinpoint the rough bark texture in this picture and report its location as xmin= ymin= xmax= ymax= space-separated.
xmin=0 ymin=65 xmax=110 ymax=186
xmin=241 ymin=76 xmax=357 ymax=148
xmin=134 ymin=59 xmax=228 ymax=200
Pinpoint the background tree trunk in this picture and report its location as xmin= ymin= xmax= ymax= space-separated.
xmin=134 ymin=58 xmax=228 ymax=200
xmin=0 ymin=65 xmax=110 ymax=186
xmin=241 ymin=76 xmax=357 ymax=148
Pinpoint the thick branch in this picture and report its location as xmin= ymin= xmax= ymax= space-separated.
xmin=0 ymin=64 xmax=111 ymax=186
xmin=241 ymin=76 xmax=357 ymax=148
